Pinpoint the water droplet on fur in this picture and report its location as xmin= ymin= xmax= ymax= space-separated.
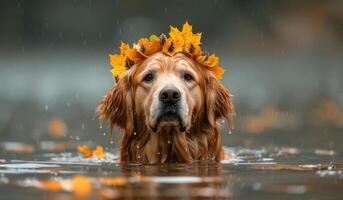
xmin=228 ymin=130 xmax=232 ymax=135
xmin=168 ymin=140 xmax=171 ymax=144
xmin=110 ymin=140 xmax=114 ymax=144
xmin=133 ymin=132 xmax=137 ymax=135
xmin=99 ymin=125 xmax=103 ymax=129
xmin=157 ymin=152 xmax=160 ymax=155
xmin=136 ymin=145 xmax=140 ymax=149
xmin=103 ymin=132 xmax=106 ymax=136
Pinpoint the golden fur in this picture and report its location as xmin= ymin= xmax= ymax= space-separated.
xmin=97 ymin=52 xmax=234 ymax=163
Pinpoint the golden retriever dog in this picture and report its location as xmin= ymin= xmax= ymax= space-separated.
xmin=97 ymin=52 xmax=234 ymax=163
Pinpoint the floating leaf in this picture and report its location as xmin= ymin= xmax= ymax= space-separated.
xmin=78 ymin=145 xmax=106 ymax=158
xmin=78 ymin=145 xmax=93 ymax=158
xmin=72 ymin=176 xmax=92 ymax=198
xmin=44 ymin=180 xmax=62 ymax=192
xmin=94 ymin=145 xmax=105 ymax=158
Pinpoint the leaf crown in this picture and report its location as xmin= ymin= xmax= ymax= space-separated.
xmin=110 ymin=22 xmax=224 ymax=81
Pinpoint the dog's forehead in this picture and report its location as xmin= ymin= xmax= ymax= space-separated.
xmin=138 ymin=52 xmax=198 ymax=73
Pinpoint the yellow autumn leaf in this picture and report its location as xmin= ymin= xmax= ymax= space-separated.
xmin=109 ymin=54 xmax=126 ymax=77
xmin=208 ymin=66 xmax=225 ymax=80
xmin=136 ymin=37 xmax=161 ymax=57
xmin=119 ymin=42 xmax=130 ymax=56
xmin=184 ymin=43 xmax=201 ymax=56
xmin=182 ymin=21 xmax=193 ymax=41
xmin=189 ymin=32 xmax=202 ymax=46
xmin=203 ymin=54 xmax=219 ymax=67
xmin=182 ymin=22 xmax=202 ymax=45
xmin=162 ymin=38 xmax=176 ymax=56
xmin=109 ymin=54 xmax=125 ymax=66
xmin=181 ymin=22 xmax=202 ymax=56
xmin=119 ymin=42 xmax=142 ymax=63
xmin=93 ymin=145 xmax=105 ymax=158
xmin=169 ymin=26 xmax=184 ymax=53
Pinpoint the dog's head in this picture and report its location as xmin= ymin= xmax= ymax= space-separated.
xmin=97 ymin=52 xmax=233 ymax=162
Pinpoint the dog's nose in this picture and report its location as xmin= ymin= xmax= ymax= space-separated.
xmin=159 ymin=87 xmax=181 ymax=104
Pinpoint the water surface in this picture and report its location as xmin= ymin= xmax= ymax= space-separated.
xmin=0 ymin=139 xmax=342 ymax=200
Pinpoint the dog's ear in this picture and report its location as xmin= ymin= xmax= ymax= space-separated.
xmin=97 ymin=75 xmax=134 ymax=137
xmin=205 ymin=75 xmax=234 ymax=128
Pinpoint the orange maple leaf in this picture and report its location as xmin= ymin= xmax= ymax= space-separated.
xmin=77 ymin=145 xmax=93 ymax=158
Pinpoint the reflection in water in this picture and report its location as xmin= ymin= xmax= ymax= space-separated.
xmin=98 ymin=163 xmax=232 ymax=199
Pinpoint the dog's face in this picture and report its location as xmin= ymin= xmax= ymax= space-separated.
xmin=98 ymin=52 xmax=233 ymax=163
xmin=134 ymin=53 xmax=203 ymax=133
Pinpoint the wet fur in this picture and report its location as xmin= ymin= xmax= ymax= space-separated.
xmin=97 ymin=53 xmax=234 ymax=163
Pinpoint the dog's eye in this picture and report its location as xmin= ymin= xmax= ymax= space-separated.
xmin=143 ymin=73 xmax=154 ymax=83
xmin=183 ymin=73 xmax=193 ymax=82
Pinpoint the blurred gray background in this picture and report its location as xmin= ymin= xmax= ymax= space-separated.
xmin=0 ymin=0 xmax=343 ymax=149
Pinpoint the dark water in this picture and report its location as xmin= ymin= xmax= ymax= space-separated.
xmin=0 ymin=138 xmax=342 ymax=200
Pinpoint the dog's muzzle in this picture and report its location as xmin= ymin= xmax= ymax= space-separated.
xmin=152 ymin=87 xmax=186 ymax=132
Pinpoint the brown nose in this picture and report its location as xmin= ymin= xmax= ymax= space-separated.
xmin=159 ymin=87 xmax=181 ymax=104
